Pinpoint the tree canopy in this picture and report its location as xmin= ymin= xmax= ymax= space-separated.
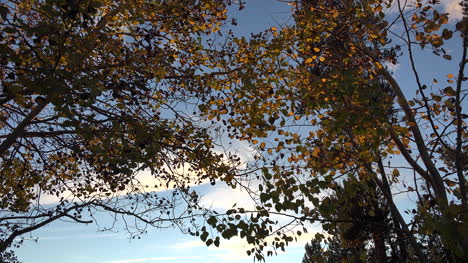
xmin=0 ymin=0 xmax=241 ymax=259
xmin=0 ymin=0 xmax=467 ymax=262
xmin=197 ymin=0 xmax=467 ymax=261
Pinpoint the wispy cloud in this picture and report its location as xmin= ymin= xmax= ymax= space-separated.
xmin=199 ymin=182 xmax=256 ymax=211
xmin=105 ymin=256 xmax=202 ymax=263
xmin=170 ymin=240 xmax=205 ymax=249
xmin=32 ymin=232 xmax=124 ymax=241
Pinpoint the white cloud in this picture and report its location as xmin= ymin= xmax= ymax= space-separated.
xmin=442 ymin=0 xmax=463 ymax=21
xmin=168 ymin=222 xmax=325 ymax=262
xmin=208 ymin=237 xmax=251 ymax=262
xmin=170 ymin=240 xmax=205 ymax=249
xmin=384 ymin=0 xmax=463 ymax=22
xmin=384 ymin=61 xmax=400 ymax=73
xmin=37 ymin=164 xmax=210 ymax=205
xmin=35 ymin=232 xmax=124 ymax=241
xmin=105 ymin=256 xmax=202 ymax=263
xmin=199 ymin=183 xmax=257 ymax=211
xmin=206 ymin=226 xmax=325 ymax=262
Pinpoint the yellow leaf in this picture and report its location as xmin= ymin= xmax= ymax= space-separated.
xmin=319 ymin=57 xmax=325 ymax=62
xmin=312 ymin=148 xmax=320 ymax=157
xmin=440 ymin=14 xmax=448 ymax=25
xmin=392 ymin=169 xmax=400 ymax=176
xmin=313 ymin=47 xmax=320 ymax=52
xmin=447 ymin=74 xmax=454 ymax=78
xmin=260 ymin=142 xmax=266 ymax=149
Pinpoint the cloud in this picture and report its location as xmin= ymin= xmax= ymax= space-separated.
xmin=442 ymin=0 xmax=463 ymax=21
xmin=37 ymin=164 xmax=210 ymax=205
xmin=384 ymin=0 xmax=463 ymax=22
xmin=35 ymin=232 xmax=124 ymax=241
xmin=206 ymin=226 xmax=325 ymax=262
xmin=384 ymin=61 xmax=400 ymax=73
xmin=199 ymin=183 xmax=257 ymax=211
xmin=170 ymin=240 xmax=205 ymax=249
xmin=105 ymin=256 xmax=202 ymax=263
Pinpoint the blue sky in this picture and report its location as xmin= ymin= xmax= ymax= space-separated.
xmin=14 ymin=182 xmax=315 ymax=263
xmin=13 ymin=0 xmax=465 ymax=262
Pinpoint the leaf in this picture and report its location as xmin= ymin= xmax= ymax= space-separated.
xmin=0 ymin=5 xmax=8 ymax=21
xmin=442 ymin=29 xmax=453 ymax=40
xmin=442 ymin=54 xmax=452 ymax=60
xmin=200 ymin=232 xmax=209 ymax=242
xmin=206 ymin=239 xmax=213 ymax=246
xmin=443 ymin=86 xmax=456 ymax=96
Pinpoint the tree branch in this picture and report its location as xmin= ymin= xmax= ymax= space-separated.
xmin=0 ymin=202 xmax=91 ymax=253
xmin=0 ymin=97 xmax=48 ymax=156
xmin=379 ymin=68 xmax=447 ymax=206
xmin=367 ymin=162 xmax=427 ymax=262
xmin=454 ymin=35 xmax=467 ymax=209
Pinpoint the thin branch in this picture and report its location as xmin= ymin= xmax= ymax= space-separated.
xmin=378 ymin=67 xmax=447 ymax=205
xmin=368 ymin=161 xmax=426 ymax=262
xmin=0 ymin=202 xmax=91 ymax=253
xmin=0 ymin=130 xmax=75 ymax=139
xmin=397 ymin=0 xmax=452 ymax=153
xmin=389 ymin=129 xmax=433 ymax=184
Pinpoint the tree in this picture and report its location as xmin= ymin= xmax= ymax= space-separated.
xmin=0 ymin=0 xmax=242 ymax=259
xmin=302 ymin=235 xmax=367 ymax=263
xmin=303 ymin=238 xmax=324 ymax=263
xmin=302 ymin=178 xmax=412 ymax=263
xmin=198 ymin=0 xmax=467 ymax=261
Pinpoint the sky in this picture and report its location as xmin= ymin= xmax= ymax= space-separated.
xmin=13 ymin=0 xmax=465 ymax=263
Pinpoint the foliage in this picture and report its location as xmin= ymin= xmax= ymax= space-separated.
xmin=1 ymin=0 xmax=467 ymax=262
xmin=198 ymin=0 xmax=467 ymax=261
xmin=302 ymin=236 xmax=367 ymax=263
xmin=0 ymin=0 xmax=241 ymax=257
